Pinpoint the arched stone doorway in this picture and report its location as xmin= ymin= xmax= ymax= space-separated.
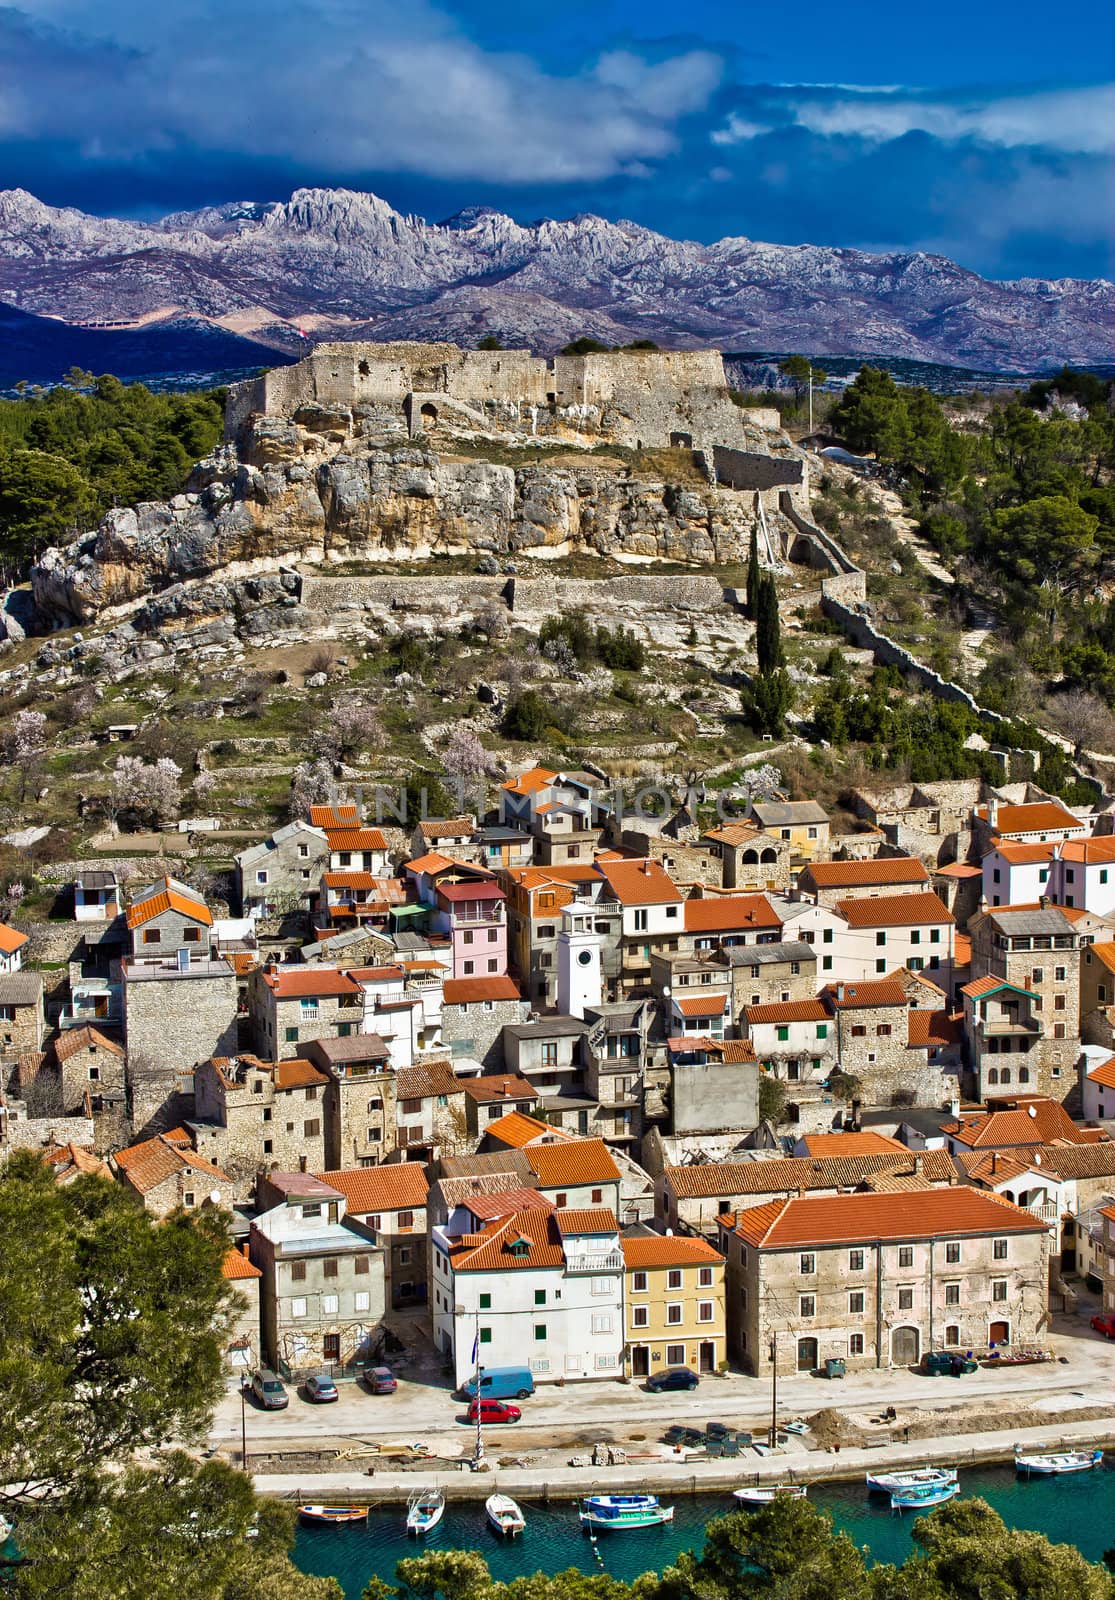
xmin=891 ymin=1325 xmax=920 ymax=1366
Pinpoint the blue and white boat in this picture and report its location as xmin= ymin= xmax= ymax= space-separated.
xmin=866 ymin=1466 xmax=958 ymax=1494
xmin=733 ymin=1484 xmax=806 ymax=1505
xmin=890 ymin=1480 xmax=960 ymax=1511
xmin=1014 ymin=1446 xmax=1103 ymax=1475
xmin=406 ymin=1488 xmax=445 ymax=1535
xmin=580 ymin=1494 xmax=674 ymax=1529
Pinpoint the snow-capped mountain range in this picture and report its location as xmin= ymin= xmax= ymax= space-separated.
xmin=0 ymin=186 xmax=1111 ymax=373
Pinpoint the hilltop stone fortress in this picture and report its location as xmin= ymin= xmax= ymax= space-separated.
xmin=32 ymin=341 xmax=825 ymax=628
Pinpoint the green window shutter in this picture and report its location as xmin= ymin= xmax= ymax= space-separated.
xmin=479 ymin=1293 xmax=491 ymax=1310
xmin=480 ymin=1327 xmax=492 ymax=1344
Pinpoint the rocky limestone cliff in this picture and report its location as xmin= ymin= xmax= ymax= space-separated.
xmin=31 ymin=409 xmax=762 ymax=626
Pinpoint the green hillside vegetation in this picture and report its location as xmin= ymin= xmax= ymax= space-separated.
xmin=0 ymin=369 xmax=224 ymax=575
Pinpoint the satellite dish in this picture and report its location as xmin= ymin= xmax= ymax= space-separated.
xmin=1027 ymin=1105 xmax=1037 ymax=1119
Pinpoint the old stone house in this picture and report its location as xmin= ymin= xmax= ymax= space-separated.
xmin=302 ymin=1032 xmax=396 ymax=1168
xmin=236 ymin=821 xmax=329 ymax=916
xmin=316 ymin=1163 xmax=430 ymax=1311
xmin=823 ymin=978 xmax=950 ymax=1109
xmin=440 ymin=975 xmax=527 ymax=1068
xmin=745 ymin=800 xmax=831 ymax=865
xmin=112 ymin=1130 xmax=234 ymax=1218
xmin=967 ymin=904 xmax=1082 ymax=1097
xmin=622 ymin=1232 xmax=726 ymax=1380
xmin=394 ymin=1058 xmax=470 ymax=1161
xmin=666 ymin=1036 xmax=759 ymax=1139
xmin=797 ymin=855 xmax=929 ymax=907
xmin=222 ymin=1245 xmax=263 ymax=1375
xmin=251 ymin=965 xmax=364 ymax=1058
xmin=409 ymin=817 xmax=480 ymax=863
xmin=719 ymin=1187 xmax=1049 ymax=1373
xmin=701 ymin=822 xmax=791 ymax=892
xmin=250 ymin=1170 xmax=386 ymax=1376
xmin=461 ymin=1073 xmax=539 ymax=1136
xmin=192 ymin=1053 xmax=329 ymax=1191
xmin=0 ymin=972 xmax=45 ymax=1062
xmin=126 ymin=875 xmax=214 ymax=961
xmin=55 ymin=1025 xmax=127 ymax=1147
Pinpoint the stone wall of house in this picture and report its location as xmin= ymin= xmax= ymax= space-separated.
xmin=124 ymin=970 xmax=238 ymax=1129
xmin=1 ymin=1109 xmax=96 ymax=1151
xmin=835 ymin=1008 xmax=947 ymax=1108
xmin=672 ymin=1057 xmax=759 ymax=1136
xmin=441 ymin=997 xmax=527 ymax=1069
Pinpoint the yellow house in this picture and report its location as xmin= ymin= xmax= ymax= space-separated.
xmin=748 ymin=801 xmax=831 ymax=866
xmin=621 ymin=1234 xmax=726 ymax=1379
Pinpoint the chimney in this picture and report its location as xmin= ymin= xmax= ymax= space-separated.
xmin=913 ymin=1153 xmax=923 ymax=1174
xmin=241 ymin=1241 xmax=250 ymax=1258
xmin=836 ymin=982 xmax=845 ymax=1003
xmin=991 ymin=1152 xmax=998 ymax=1175
xmin=987 ymin=797 xmax=999 ymax=828
xmin=1039 ymin=895 xmax=1049 ymax=910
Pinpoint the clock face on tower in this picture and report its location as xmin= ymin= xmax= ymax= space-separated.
xmin=577 ymin=949 xmax=594 ymax=966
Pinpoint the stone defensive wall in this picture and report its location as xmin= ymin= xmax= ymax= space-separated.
xmin=298 ymin=572 xmax=730 ymax=618
xmin=225 ymin=342 xmax=766 ymax=455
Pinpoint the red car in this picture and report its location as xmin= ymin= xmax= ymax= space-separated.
xmin=1089 ymin=1314 xmax=1115 ymax=1338
xmin=466 ymin=1399 xmax=521 ymax=1424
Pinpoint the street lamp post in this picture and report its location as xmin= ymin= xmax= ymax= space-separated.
xmin=768 ymin=1335 xmax=778 ymax=1449
xmin=240 ymin=1378 xmax=248 ymax=1470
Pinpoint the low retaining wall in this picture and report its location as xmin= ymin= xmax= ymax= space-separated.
xmin=299 ymin=573 xmax=731 ymax=619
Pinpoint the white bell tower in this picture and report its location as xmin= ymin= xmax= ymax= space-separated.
xmin=557 ymin=900 xmax=603 ymax=1019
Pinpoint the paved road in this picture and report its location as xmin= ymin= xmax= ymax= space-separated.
xmin=211 ymin=1320 xmax=1115 ymax=1461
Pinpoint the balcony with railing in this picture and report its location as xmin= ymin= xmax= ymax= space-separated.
xmin=563 ymin=1251 xmax=624 ymax=1273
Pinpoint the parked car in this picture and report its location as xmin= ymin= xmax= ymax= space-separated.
xmin=466 ymin=1399 xmax=521 ymax=1424
xmin=923 ymin=1351 xmax=978 ymax=1376
xmin=1090 ymin=1314 xmax=1115 ymax=1339
xmin=365 ymin=1365 xmax=398 ymax=1393
xmin=646 ymin=1366 xmax=699 ymax=1393
xmin=461 ymin=1366 xmax=535 ymax=1401
xmin=304 ymin=1373 xmax=339 ymax=1403
xmin=249 ymin=1369 xmax=289 ymax=1409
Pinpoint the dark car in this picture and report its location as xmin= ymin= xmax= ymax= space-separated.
xmin=304 ymin=1373 xmax=339 ymax=1403
xmin=466 ymin=1399 xmax=521 ymax=1424
xmin=646 ymin=1366 xmax=699 ymax=1393
xmin=249 ymin=1369 xmax=289 ymax=1409
xmin=923 ymin=1350 xmax=977 ymax=1377
xmin=1090 ymin=1314 xmax=1115 ymax=1339
xmin=365 ymin=1365 xmax=398 ymax=1394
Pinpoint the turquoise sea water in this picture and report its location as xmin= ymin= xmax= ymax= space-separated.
xmin=293 ymin=1463 xmax=1115 ymax=1598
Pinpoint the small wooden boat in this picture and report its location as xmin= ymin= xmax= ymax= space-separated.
xmin=485 ymin=1493 xmax=526 ymax=1538
xmin=298 ymin=1504 xmax=367 ymax=1525
xmin=891 ymin=1481 xmax=960 ymax=1511
xmin=406 ymin=1488 xmax=445 ymax=1535
xmin=866 ymin=1467 xmax=958 ymax=1494
xmin=733 ymin=1483 xmax=807 ymax=1505
xmin=580 ymin=1494 xmax=674 ymax=1529
xmin=1014 ymin=1447 xmax=1103 ymax=1475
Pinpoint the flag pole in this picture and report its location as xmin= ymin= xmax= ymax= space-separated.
xmin=473 ymin=1310 xmax=485 ymax=1468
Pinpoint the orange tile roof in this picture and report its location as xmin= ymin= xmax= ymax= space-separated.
xmin=43 ymin=1142 xmax=111 ymax=1182
xmin=961 ymin=1150 xmax=1040 ymax=1187
xmin=665 ymin=1148 xmax=957 ymax=1199
xmin=944 ymin=1100 xmax=1086 ymax=1148
xmin=976 ymin=801 xmax=1082 ymax=833
xmin=114 ymin=1135 xmax=230 ymax=1194
xmin=674 ymin=993 xmax=730 ymax=1018
xmin=126 ymin=878 xmax=213 ymax=930
xmin=1087 ymin=942 xmax=1115 ymax=974
xmin=802 ymin=858 xmax=928 ymax=888
xmin=598 ymin=857 xmax=683 ymax=907
xmin=527 ymin=1138 xmax=621 ymax=1188
xmin=732 ymin=1187 xmax=1045 ymax=1249
xmin=1059 ymin=836 xmax=1115 ymax=864
xmin=684 ymin=894 xmax=782 ymax=933
xmin=0 ymin=924 xmax=28 ymax=954
xmin=347 ymin=963 xmax=405 ymax=982
xmin=418 ymin=817 xmax=475 ymax=839
xmin=404 ymin=851 xmax=457 ymax=875
xmin=227 ymin=951 xmax=259 ymax=976
xmin=396 ymin=1060 xmax=462 ymax=1099
xmin=1036 ymin=1143 xmax=1115 ymax=1179
xmin=936 ymin=862 xmax=983 ymax=879
xmin=316 ymin=1163 xmax=429 ymax=1213
xmin=960 ymin=974 xmax=1014 ymax=999
xmin=622 ymin=1234 xmax=724 ymax=1268
xmin=993 ymin=841 xmax=1057 ymax=865
xmin=310 ymin=803 xmax=360 ymax=828
xmin=53 ymin=1024 xmax=124 ymax=1064
xmin=954 ymin=934 xmax=972 ymax=965
xmin=1086 ymin=1055 xmax=1115 ymax=1090
xmin=325 ymin=827 xmax=388 ymax=852
xmin=502 ymin=766 xmax=559 ymax=797
xmin=323 ymin=872 xmax=383 ymax=889
xmin=801 ymin=1132 xmax=906 ymax=1156
xmin=552 ymin=1207 xmax=619 ymax=1235
xmin=442 ymin=976 xmax=522 ymax=1004
xmin=461 ymin=1074 xmax=537 ymax=1104
xmin=836 ymin=890 xmax=953 ymax=928
xmin=824 ymin=979 xmax=909 ymax=1009
xmin=222 ymin=1246 xmax=262 ymax=1281
xmin=745 ymin=999 xmax=829 ymax=1024
xmin=483 ymin=1111 xmax=555 ymax=1147
xmin=667 ymin=1035 xmax=758 ymax=1062
xmin=450 ymin=1210 xmax=567 ymax=1271
xmin=907 ymin=1009 xmax=962 ymax=1048
xmin=459 ymin=1187 xmax=552 ymax=1221
xmin=263 ymin=967 xmax=361 ymax=999
xmin=702 ymin=821 xmax=764 ymax=845
xmin=273 ymin=1058 xmax=329 ymax=1090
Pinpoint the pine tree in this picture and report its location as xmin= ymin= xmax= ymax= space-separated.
xmin=756 ymin=574 xmax=782 ymax=675
xmin=745 ymin=524 xmax=760 ymax=620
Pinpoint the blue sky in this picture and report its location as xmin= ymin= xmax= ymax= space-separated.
xmin=2 ymin=0 xmax=1113 ymax=279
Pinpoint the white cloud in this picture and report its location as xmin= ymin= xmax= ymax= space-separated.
xmin=0 ymin=0 xmax=725 ymax=183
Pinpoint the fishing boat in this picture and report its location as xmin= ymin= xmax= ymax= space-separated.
xmin=580 ymin=1494 xmax=674 ymax=1529
xmin=298 ymin=1504 xmax=367 ymax=1525
xmin=485 ymin=1494 xmax=526 ymax=1538
xmin=1014 ymin=1446 xmax=1103 ymax=1475
xmin=890 ymin=1481 xmax=960 ymax=1511
xmin=866 ymin=1467 xmax=958 ymax=1494
xmin=406 ymin=1488 xmax=446 ymax=1536
xmin=732 ymin=1483 xmax=807 ymax=1505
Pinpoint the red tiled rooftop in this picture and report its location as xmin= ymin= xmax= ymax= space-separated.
xmin=622 ymin=1234 xmax=724 ymax=1268
xmin=315 ymin=1163 xmax=429 ymax=1213
xmin=802 ymin=858 xmax=928 ymax=888
xmin=732 ymin=1187 xmax=1046 ymax=1249
xmin=442 ymin=976 xmax=521 ymax=1005
xmin=745 ymin=999 xmax=828 ymax=1024
xmin=836 ymin=891 xmax=953 ymax=928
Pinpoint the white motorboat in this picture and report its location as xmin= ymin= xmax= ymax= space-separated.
xmin=866 ymin=1466 xmax=958 ymax=1494
xmin=732 ymin=1483 xmax=807 ymax=1505
xmin=485 ymin=1494 xmax=526 ymax=1537
xmin=890 ymin=1481 xmax=960 ymax=1511
xmin=580 ymin=1494 xmax=674 ymax=1529
xmin=1014 ymin=1446 xmax=1103 ymax=1475
xmin=406 ymin=1488 xmax=445 ymax=1535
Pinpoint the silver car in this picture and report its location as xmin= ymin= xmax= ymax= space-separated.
xmin=304 ymin=1372 xmax=340 ymax=1403
xmin=250 ymin=1368 xmax=289 ymax=1409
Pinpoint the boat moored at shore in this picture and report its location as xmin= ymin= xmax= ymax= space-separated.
xmin=485 ymin=1495 xmax=526 ymax=1538
xmin=866 ymin=1467 xmax=958 ymax=1494
xmin=298 ymin=1505 xmax=367 ymax=1525
xmin=406 ymin=1489 xmax=446 ymax=1536
xmin=1014 ymin=1447 xmax=1104 ymax=1475
xmin=890 ymin=1481 xmax=961 ymax=1511
xmin=580 ymin=1495 xmax=674 ymax=1530
xmin=732 ymin=1484 xmax=807 ymax=1505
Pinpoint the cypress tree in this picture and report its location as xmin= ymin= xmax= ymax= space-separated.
xmin=745 ymin=524 xmax=760 ymax=620
xmin=756 ymin=573 xmax=782 ymax=675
